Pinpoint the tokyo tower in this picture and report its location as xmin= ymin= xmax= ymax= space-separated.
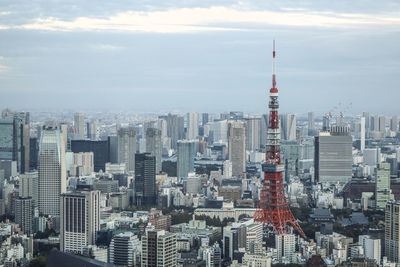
xmin=253 ymin=41 xmax=306 ymax=238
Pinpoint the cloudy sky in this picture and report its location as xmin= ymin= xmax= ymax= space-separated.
xmin=0 ymin=1 xmax=399 ymax=115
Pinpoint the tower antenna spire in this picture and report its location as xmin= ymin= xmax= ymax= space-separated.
xmin=272 ymin=40 xmax=276 ymax=88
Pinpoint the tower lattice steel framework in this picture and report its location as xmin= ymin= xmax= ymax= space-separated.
xmin=253 ymin=41 xmax=306 ymax=238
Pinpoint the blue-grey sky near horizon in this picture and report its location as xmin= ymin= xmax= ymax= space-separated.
xmin=0 ymin=1 xmax=399 ymax=115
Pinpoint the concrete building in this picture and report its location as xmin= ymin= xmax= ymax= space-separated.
xmin=177 ymin=140 xmax=196 ymax=180
xmin=359 ymin=235 xmax=381 ymax=265
xmin=117 ymin=127 xmax=136 ymax=172
xmin=314 ymin=128 xmax=352 ymax=184
xmin=187 ymin=112 xmax=199 ymax=140
xmin=376 ymin=163 xmax=391 ymax=210
xmin=74 ymin=113 xmax=85 ymax=140
xmin=159 ymin=113 xmax=185 ymax=150
xmin=275 ymin=234 xmax=296 ymax=264
xmin=19 ymin=171 xmax=38 ymax=207
xmin=281 ymin=114 xmax=297 ymax=141
xmin=38 ymin=127 xmax=66 ymax=216
xmin=134 ymin=153 xmax=156 ymax=206
xmin=245 ymin=117 xmax=261 ymax=152
xmin=142 ymin=230 xmax=177 ymax=267
xmin=109 ymin=232 xmax=139 ymax=266
xmin=228 ymin=121 xmax=246 ymax=178
xmin=70 ymin=152 xmax=94 ymax=177
xmin=145 ymin=128 xmax=162 ymax=174
xmin=14 ymin=197 xmax=33 ymax=235
xmin=385 ymin=201 xmax=400 ymax=262
xmin=60 ymin=190 xmax=100 ymax=254
xmin=390 ymin=116 xmax=399 ymax=132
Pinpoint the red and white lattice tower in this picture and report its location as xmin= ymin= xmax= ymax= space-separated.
xmin=253 ymin=41 xmax=305 ymax=238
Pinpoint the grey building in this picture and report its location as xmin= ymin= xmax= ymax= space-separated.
xmin=314 ymin=126 xmax=352 ymax=184
xmin=146 ymin=128 xmax=162 ymax=174
xmin=142 ymin=230 xmax=177 ymax=267
xmin=177 ymin=140 xmax=196 ymax=180
xmin=14 ymin=197 xmax=33 ymax=235
xmin=228 ymin=121 xmax=246 ymax=178
xmin=117 ymin=127 xmax=136 ymax=172
xmin=135 ymin=153 xmax=156 ymax=206
xmin=159 ymin=114 xmax=185 ymax=150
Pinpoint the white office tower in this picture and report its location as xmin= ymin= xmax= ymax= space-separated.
xmin=186 ymin=112 xmax=199 ymax=140
xmin=117 ymin=127 xmax=136 ymax=172
xmin=71 ymin=152 xmax=94 ymax=176
xmin=243 ymin=254 xmax=272 ymax=267
xmin=223 ymin=160 xmax=233 ymax=178
xmin=275 ymin=234 xmax=295 ymax=264
xmin=363 ymin=148 xmax=380 ymax=167
xmin=177 ymin=140 xmax=196 ymax=180
xmin=228 ymin=121 xmax=246 ymax=178
xmin=360 ymin=117 xmax=366 ymax=152
xmin=60 ymin=190 xmax=100 ymax=254
xmin=14 ymin=197 xmax=33 ymax=235
xmin=385 ymin=201 xmax=400 ymax=262
xmin=109 ymin=232 xmax=140 ymax=266
xmin=59 ymin=123 xmax=68 ymax=152
xmin=359 ymin=235 xmax=381 ymax=264
xmin=19 ymin=171 xmax=38 ymax=207
xmin=146 ymin=128 xmax=162 ymax=174
xmin=390 ymin=116 xmax=399 ymax=132
xmin=375 ymin=163 xmax=392 ymax=210
xmin=142 ymin=230 xmax=177 ymax=267
xmin=208 ymin=119 xmax=229 ymax=143
xmin=308 ymin=112 xmax=315 ymax=133
xmin=281 ymin=114 xmax=297 ymax=141
xmin=38 ymin=127 xmax=66 ymax=216
xmin=245 ymin=117 xmax=261 ymax=151
xmin=73 ymin=112 xmax=85 ymax=140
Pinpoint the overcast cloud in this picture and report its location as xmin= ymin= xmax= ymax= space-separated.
xmin=0 ymin=1 xmax=399 ymax=115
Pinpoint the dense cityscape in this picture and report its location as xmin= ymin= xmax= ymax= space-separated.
xmin=1 ymin=1 xmax=400 ymax=267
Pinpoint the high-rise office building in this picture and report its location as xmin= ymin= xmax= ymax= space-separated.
xmin=362 ymin=112 xmax=370 ymax=137
xmin=379 ymin=116 xmax=386 ymax=133
xmin=38 ymin=127 xmax=66 ymax=216
xmin=117 ymin=127 xmax=136 ymax=172
xmin=0 ymin=112 xmax=30 ymax=173
xmin=359 ymin=235 xmax=381 ymax=265
xmin=187 ymin=112 xmax=199 ymax=140
xmin=360 ymin=117 xmax=366 ymax=152
xmin=86 ymin=120 xmax=97 ymax=140
xmin=142 ymin=230 xmax=177 ymax=267
xmin=134 ymin=153 xmax=156 ymax=206
xmin=14 ymin=197 xmax=33 ymax=235
xmin=385 ymin=201 xmax=400 ymax=262
xmin=228 ymin=121 xmax=246 ymax=178
xmin=19 ymin=171 xmax=38 ymax=207
xmin=177 ymin=140 xmax=196 ymax=180
xmin=308 ymin=112 xmax=315 ymax=134
xmin=275 ymin=234 xmax=295 ymax=263
xmin=159 ymin=114 xmax=185 ymax=150
xmin=70 ymin=140 xmax=110 ymax=172
xmin=60 ymin=190 xmax=100 ymax=254
xmin=376 ymin=163 xmax=391 ymax=210
xmin=245 ymin=117 xmax=261 ymax=151
xmin=68 ymin=152 xmax=94 ymax=177
xmin=281 ymin=114 xmax=296 ymax=141
xmin=146 ymin=128 xmax=162 ymax=174
xmin=29 ymin=137 xmax=39 ymax=170
xmin=202 ymin=113 xmax=209 ymax=126
xmin=314 ymin=127 xmax=352 ymax=184
xmin=74 ymin=113 xmax=85 ymax=140
xmin=109 ymin=232 xmax=140 ymax=266
xmin=391 ymin=116 xmax=399 ymax=132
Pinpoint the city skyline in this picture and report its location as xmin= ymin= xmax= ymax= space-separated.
xmin=0 ymin=1 xmax=399 ymax=114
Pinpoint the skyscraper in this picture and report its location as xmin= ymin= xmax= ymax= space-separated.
xmin=117 ymin=127 xmax=136 ymax=172
xmin=19 ymin=171 xmax=38 ymax=207
xmin=60 ymin=190 xmax=100 ymax=254
xmin=141 ymin=230 xmax=177 ymax=267
xmin=281 ymin=114 xmax=296 ymax=141
xmin=134 ymin=153 xmax=156 ymax=206
xmin=14 ymin=197 xmax=33 ymax=235
xmin=70 ymin=140 xmax=110 ymax=172
xmin=245 ymin=117 xmax=261 ymax=152
xmin=228 ymin=121 xmax=246 ymax=178
xmin=390 ymin=116 xmax=399 ymax=132
xmin=177 ymin=140 xmax=196 ymax=180
xmin=38 ymin=127 xmax=66 ymax=216
xmin=375 ymin=162 xmax=391 ymax=210
xmin=385 ymin=201 xmax=400 ymax=262
xmin=363 ymin=112 xmax=370 ymax=138
xmin=74 ymin=113 xmax=85 ymax=140
xmin=314 ymin=127 xmax=352 ymax=184
xmin=146 ymin=128 xmax=162 ymax=174
xmin=187 ymin=112 xmax=199 ymax=140
xmin=0 ymin=112 xmax=30 ymax=173
xmin=159 ymin=114 xmax=185 ymax=150
xmin=360 ymin=117 xmax=366 ymax=152
xmin=308 ymin=112 xmax=315 ymax=135
xmin=275 ymin=234 xmax=295 ymax=263
xmin=109 ymin=232 xmax=140 ymax=266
